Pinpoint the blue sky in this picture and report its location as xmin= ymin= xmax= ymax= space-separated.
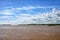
xmin=0 ymin=0 xmax=60 ymax=7
xmin=0 ymin=0 xmax=60 ymax=24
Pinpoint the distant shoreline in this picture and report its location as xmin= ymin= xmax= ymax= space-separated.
xmin=0 ymin=24 xmax=60 ymax=26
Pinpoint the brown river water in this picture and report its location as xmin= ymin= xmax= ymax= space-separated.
xmin=0 ymin=25 xmax=60 ymax=40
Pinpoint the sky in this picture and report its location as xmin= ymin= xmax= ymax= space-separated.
xmin=0 ymin=0 xmax=60 ymax=25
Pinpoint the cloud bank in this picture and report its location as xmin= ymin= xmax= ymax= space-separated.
xmin=0 ymin=6 xmax=60 ymax=25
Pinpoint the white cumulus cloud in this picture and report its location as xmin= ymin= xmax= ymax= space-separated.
xmin=0 ymin=6 xmax=60 ymax=25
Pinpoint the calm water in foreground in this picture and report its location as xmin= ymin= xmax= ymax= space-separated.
xmin=0 ymin=25 xmax=60 ymax=40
